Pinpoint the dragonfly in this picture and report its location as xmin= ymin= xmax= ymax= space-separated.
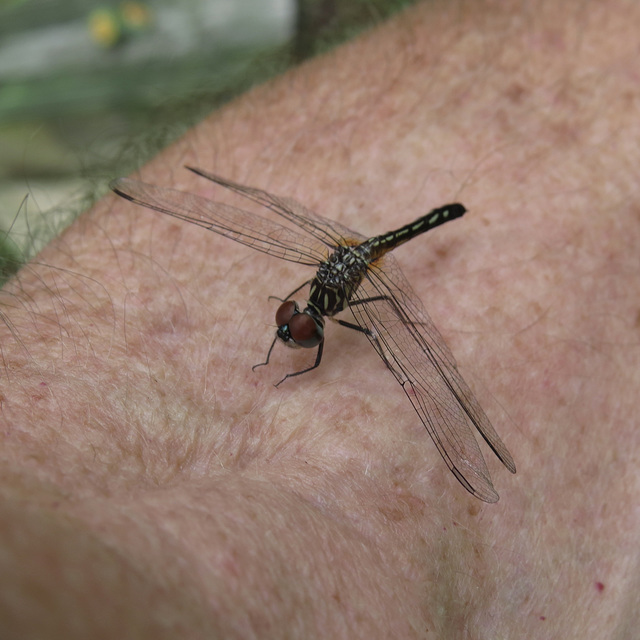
xmin=110 ymin=167 xmax=516 ymax=502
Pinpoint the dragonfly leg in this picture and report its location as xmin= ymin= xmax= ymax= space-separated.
xmin=348 ymin=294 xmax=399 ymax=314
xmin=268 ymin=279 xmax=312 ymax=304
xmin=334 ymin=318 xmax=370 ymax=334
xmin=348 ymin=294 xmax=426 ymax=329
xmin=333 ymin=317 xmax=400 ymax=377
xmin=252 ymin=335 xmax=279 ymax=371
xmin=338 ymin=299 xmax=414 ymax=382
xmin=274 ymin=340 xmax=324 ymax=388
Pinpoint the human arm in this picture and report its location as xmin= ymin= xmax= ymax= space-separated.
xmin=2 ymin=1 xmax=640 ymax=637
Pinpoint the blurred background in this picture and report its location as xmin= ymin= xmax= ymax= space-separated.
xmin=0 ymin=0 xmax=416 ymax=281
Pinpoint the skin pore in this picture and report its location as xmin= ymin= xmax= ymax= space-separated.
xmin=2 ymin=0 xmax=640 ymax=637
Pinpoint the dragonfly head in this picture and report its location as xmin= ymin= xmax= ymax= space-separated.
xmin=275 ymin=300 xmax=324 ymax=349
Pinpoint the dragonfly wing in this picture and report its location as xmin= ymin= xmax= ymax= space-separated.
xmin=349 ymin=254 xmax=515 ymax=502
xmin=187 ymin=167 xmax=368 ymax=248
xmin=110 ymin=178 xmax=328 ymax=266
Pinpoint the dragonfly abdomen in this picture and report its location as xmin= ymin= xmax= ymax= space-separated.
xmin=364 ymin=203 xmax=467 ymax=261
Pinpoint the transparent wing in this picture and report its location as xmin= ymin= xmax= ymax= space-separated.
xmin=349 ymin=254 xmax=516 ymax=503
xmin=187 ymin=167 xmax=368 ymax=248
xmin=110 ymin=178 xmax=330 ymax=266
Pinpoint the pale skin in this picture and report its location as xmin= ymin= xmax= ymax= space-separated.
xmin=1 ymin=0 xmax=640 ymax=637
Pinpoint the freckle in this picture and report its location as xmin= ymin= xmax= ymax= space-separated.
xmin=434 ymin=245 xmax=449 ymax=260
xmin=506 ymin=82 xmax=527 ymax=104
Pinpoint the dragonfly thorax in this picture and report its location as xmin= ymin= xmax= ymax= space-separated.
xmin=275 ymin=300 xmax=324 ymax=349
xmin=309 ymin=245 xmax=368 ymax=317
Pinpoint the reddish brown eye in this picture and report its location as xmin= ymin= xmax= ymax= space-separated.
xmin=289 ymin=312 xmax=323 ymax=348
xmin=275 ymin=300 xmax=298 ymax=327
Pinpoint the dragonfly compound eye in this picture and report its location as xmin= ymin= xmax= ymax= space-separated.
xmin=275 ymin=300 xmax=298 ymax=327
xmin=288 ymin=312 xmax=324 ymax=348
